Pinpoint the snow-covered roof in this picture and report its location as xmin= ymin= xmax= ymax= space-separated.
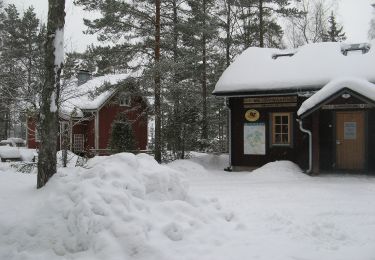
xmin=60 ymin=73 xmax=132 ymax=117
xmin=297 ymin=77 xmax=375 ymax=116
xmin=214 ymin=41 xmax=375 ymax=95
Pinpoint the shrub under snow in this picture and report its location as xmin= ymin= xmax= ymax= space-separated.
xmin=0 ymin=153 xmax=238 ymax=260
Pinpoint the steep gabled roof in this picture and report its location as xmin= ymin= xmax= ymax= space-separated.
xmin=60 ymin=73 xmax=132 ymax=117
xmin=214 ymin=41 xmax=375 ymax=96
xmin=297 ymin=78 xmax=375 ymax=117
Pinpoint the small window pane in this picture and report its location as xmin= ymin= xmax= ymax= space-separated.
xmin=275 ymin=116 xmax=281 ymax=124
xmin=275 ymin=125 xmax=281 ymax=133
xmin=282 ymin=134 xmax=289 ymax=143
xmin=275 ymin=134 xmax=282 ymax=143
xmin=282 ymin=116 xmax=289 ymax=124
xmin=282 ymin=125 xmax=288 ymax=134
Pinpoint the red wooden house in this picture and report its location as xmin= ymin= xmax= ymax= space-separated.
xmin=27 ymin=72 xmax=148 ymax=155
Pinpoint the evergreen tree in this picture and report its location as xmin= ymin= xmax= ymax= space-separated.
xmin=323 ymin=11 xmax=346 ymax=42
xmin=109 ymin=114 xmax=137 ymax=153
xmin=18 ymin=7 xmax=46 ymax=107
xmin=75 ymin=0 xmax=163 ymax=162
xmin=182 ymin=0 xmax=220 ymax=148
xmin=232 ymin=0 xmax=300 ymax=49
xmin=0 ymin=4 xmax=23 ymax=139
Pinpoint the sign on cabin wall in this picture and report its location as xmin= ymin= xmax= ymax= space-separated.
xmin=244 ymin=123 xmax=266 ymax=155
xmin=344 ymin=122 xmax=357 ymax=140
xmin=245 ymin=109 xmax=260 ymax=122
xmin=244 ymin=96 xmax=297 ymax=108
xmin=322 ymin=104 xmax=373 ymax=110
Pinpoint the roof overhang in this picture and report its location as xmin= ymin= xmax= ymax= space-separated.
xmin=212 ymin=86 xmax=321 ymax=97
xmin=299 ymin=88 xmax=375 ymax=119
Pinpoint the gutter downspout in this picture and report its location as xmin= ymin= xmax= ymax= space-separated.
xmin=296 ymin=119 xmax=312 ymax=174
xmin=225 ymin=97 xmax=232 ymax=171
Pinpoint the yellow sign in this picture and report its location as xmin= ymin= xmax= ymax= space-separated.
xmin=245 ymin=109 xmax=260 ymax=122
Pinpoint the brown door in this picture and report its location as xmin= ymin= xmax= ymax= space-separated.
xmin=336 ymin=111 xmax=365 ymax=170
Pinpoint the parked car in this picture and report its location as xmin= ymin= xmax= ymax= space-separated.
xmin=0 ymin=138 xmax=24 ymax=162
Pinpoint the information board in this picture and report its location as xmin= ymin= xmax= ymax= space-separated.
xmin=244 ymin=123 xmax=266 ymax=155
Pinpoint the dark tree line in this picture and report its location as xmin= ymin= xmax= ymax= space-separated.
xmin=0 ymin=3 xmax=46 ymax=140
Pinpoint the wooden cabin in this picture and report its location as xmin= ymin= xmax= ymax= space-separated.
xmin=213 ymin=42 xmax=375 ymax=174
xmin=27 ymin=72 xmax=148 ymax=156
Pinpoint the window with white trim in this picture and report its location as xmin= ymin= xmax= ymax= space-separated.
xmin=271 ymin=112 xmax=292 ymax=146
xmin=119 ymin=93 xmax=131 ymax=106
xmin=73 ymin=134 xmax=84 ymax=152
xmin=35 ymin=128 xmax=40 ymax=142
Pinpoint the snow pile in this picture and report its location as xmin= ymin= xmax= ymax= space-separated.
xmin=214 ymin=41 xmax=375 ymax=94
xmin=249 ymin=160 xmax=308 ymax=181
xmin=298 ymin=77 xmax=375 ymax=116
xmin=189 ymin=153 xmax=229 ymax=170
xmin=19 ymin=148 xmax=37 ymax=162
xmin=56 ymin=150 xmax=81 ymax=167
xmin=0 ymin=153 xmax=237 ymax=260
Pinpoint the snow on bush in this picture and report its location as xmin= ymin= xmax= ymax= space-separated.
xmin=56 ymin=150 xmax=81 ymax=168
xmin=0 ymin=153 xmax=238 ymax=260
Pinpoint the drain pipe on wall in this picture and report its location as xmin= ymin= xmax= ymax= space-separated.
xmin=296 ymin=119 xmax=312 ymax=174
xmin=224 ymin=97 xmax=232 ymax=171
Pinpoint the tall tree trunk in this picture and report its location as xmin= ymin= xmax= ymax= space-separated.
xmin=172 ymin=0 xmax=182 ymax=158
xmin=37 ymin=0 xmax=65 ymax=188
xmin=259 ymin=0 xmax=264 ymax=47
xmin=154 ymin=0 xmax=162 ymax=163
xmin=201 ymin=0 xmax=208 ymax=146
xmin=226 ymin=0 xmax=231 ymax=68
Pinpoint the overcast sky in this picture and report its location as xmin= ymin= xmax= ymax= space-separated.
xmin=5 ymin=0 xmax=375 ymax=53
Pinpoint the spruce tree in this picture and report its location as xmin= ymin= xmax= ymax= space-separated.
xmin=109 ymin=114 xmax=137 ymax=153
xmin=324 ymin=11 xmax=346 ymax=42
xmin=75 ymin=0 xmax=163 ymax=162
xmin=0 ymin=4 xmax=23 ymax=139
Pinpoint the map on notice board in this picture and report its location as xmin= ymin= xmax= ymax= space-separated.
xmin=244 ymin=123 xmax=266 ymax=155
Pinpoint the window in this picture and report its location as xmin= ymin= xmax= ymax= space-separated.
xmin=73 ymin=134 xmax=84 ymax=152
xmin=35 ymin=128 xmax=40 ymax=142
xmin=271 ymin=112 xmax=292 ymax=146
xmin=119 ymin=93 xmax=131 ymax=106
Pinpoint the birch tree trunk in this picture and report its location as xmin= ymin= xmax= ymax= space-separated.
xmin=37 ymin=0 xmax=65 ymax=188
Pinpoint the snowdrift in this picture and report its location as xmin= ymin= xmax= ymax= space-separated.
xmin=0 ymin=153 xmax=237 ymax=260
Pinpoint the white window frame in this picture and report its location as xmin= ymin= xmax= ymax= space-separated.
xmin=35 ymin=128 xmax=40 ymax=142
xmin=270 ymin=112 xmax=292 ymax=146
xmin=119 ymin=93 xmax=131 ymax=107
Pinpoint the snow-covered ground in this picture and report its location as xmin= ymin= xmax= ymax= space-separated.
xmin=0 ymin=153 xmax=375 ymax=260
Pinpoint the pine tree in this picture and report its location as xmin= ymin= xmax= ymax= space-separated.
xmin=37 ymin=0 xmax=66 ymax=188
xmin=75 ymin=0 xmax=163 ymax=162
xmin=0 ymin=4 xmax=23 ymax=139
xmin=109 ymin=114 xmax=137 ymax=153
xmin=18 ymin=7 xmax=46 ymax=106
xmin=324 ymin=11 xmax=346 ymax=42
xmin=232 ymin=0 xmax=300 ymax=49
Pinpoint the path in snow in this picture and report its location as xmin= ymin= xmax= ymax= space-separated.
xmin=169 ymin=156 xmax=375 ymax=260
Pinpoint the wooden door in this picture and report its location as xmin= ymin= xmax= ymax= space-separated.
xmin=336 ymin=111 xmax=365 ymax=170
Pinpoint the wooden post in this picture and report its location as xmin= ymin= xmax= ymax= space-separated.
xmin=312 ymin=112 xmax=320 ymax=175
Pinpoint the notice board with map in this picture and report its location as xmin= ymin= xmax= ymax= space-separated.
xmin=244 ymin=123 xmax=266 ymax=155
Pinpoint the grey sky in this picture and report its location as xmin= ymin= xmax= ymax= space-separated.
xmin=5 ymin=0 xmax=375 ymax=52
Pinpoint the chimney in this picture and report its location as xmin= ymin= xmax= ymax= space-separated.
xmin=77 ymin=70 xmax=92 ymax=86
